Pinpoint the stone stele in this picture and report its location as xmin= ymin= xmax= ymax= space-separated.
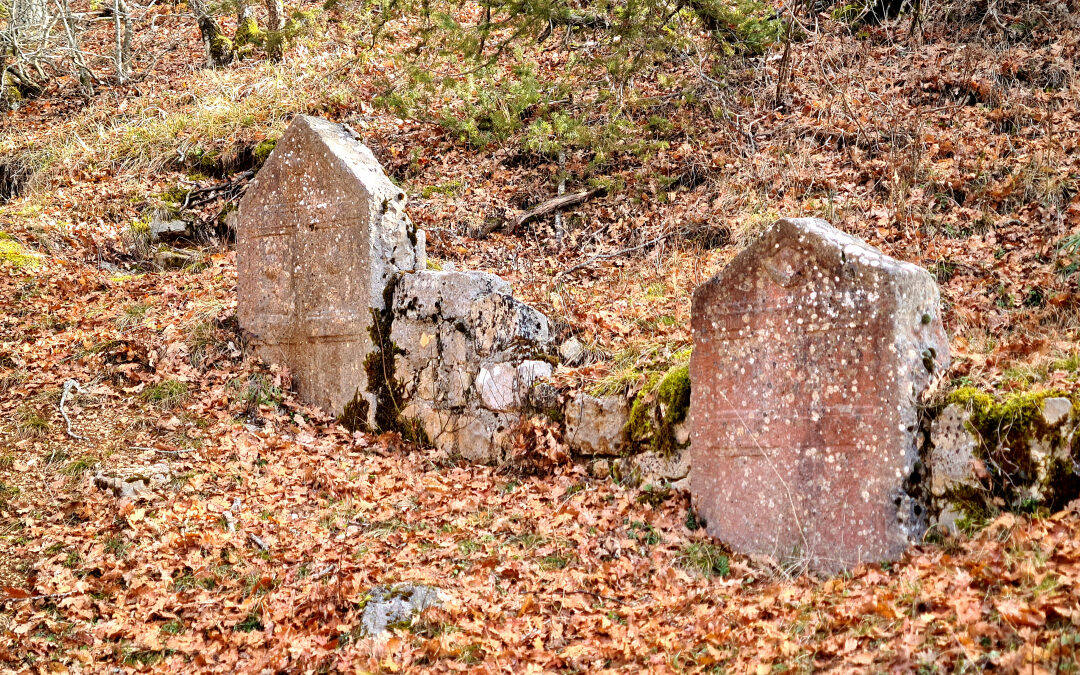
xmin=689 ymin=218 xmax=949 ymax=573
xmin=236 ymin=115 xmax=424 ymax=426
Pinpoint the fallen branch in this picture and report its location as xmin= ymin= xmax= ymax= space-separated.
xmin=59 ymin=379 xmax=86 ymax=441
xmin=556 ymin=231 xmax=677 ymax=278
xmin=514 ymin=188 xmax=604 ymax=230
xmin=248 ymin=532 xmax=268 ymax=551
xmin=181 ymin=169 xmax=255 ymax=209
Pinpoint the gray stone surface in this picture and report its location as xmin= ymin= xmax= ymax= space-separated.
xmin=93 ymin=463 xmax=172 ymax=499
xmin=1042 ymin=397 xmax=1073 ymax=427
xmin=360 ymin=584 xmax=442 ymax=638
xmin=928 ymin=403 xmax=980 ymax=531
xmin=631 ymin=448 xmax=691 ymax=483
xmin=149 ymin=215 xmax=190 ymax=241
xmin=236 ymin=115 xmax=425 ymax=425
xmin=391 ymin=270 xmax=552 ymax=463
xmin=564 ymin=394 xmax=630 ymax=456
xmin=689 ymin=218 xmax=950 ymax=573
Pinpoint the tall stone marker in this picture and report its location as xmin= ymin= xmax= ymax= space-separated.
xmin=236 ymin=115 xmax=425 ymax=427
xmin=689 ymin=218 xmax=949 ymax=573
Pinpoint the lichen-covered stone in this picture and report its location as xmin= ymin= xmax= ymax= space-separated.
xmin=930 ymin=388 xmax=1080 ymax=523
xmin=93 ymin=463 xmax=172 ymax=499
xmin=565 ymin=394 xmax=630 ymax=456
xmin=359 ymin=584 xmax=442 ymax=638
xmin=689 ymin=218 xmax=950 ymax=573
xmin=236 ymin=116 xmax=425 ymax=427
xmin=631 ymin=447 xmax=691 ymax=483
xmin=391 ymin=270 xmax=553 ymax=463
xmin=927 ymin=404 xmax=980 ymax=530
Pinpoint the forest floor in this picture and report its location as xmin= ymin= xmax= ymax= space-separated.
xmin=2 ymin=0 xmax=1080 ymax=671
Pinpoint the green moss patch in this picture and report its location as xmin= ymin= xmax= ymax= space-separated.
xmin=253 ymin=139 xmax=277 ymax=166
xmin=0 ymin=233 xmax=41 ymax=269
xmin=625 ymin=364 xmax=691 ymax=457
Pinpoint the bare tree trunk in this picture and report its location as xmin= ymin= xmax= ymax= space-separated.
xmin=54 ymin=0 xmax=93 ymax=95
xmin=113 ymin=0 xmax=125 ymax=81
xmin=265 ymin=0 xmax=285 ymax=32
xmin=188 ymin=0 xmax=233 ymax=68
xmin=234 ymin=0 xmax=260 ymax=52
xmin=263 ymin=0 xmax=286 ymax=59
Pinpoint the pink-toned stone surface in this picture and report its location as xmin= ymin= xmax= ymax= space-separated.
xmin=236 ymin=116 xmax=424 ymax=424
xmin=689 ymin=218 xmax=949 ymax=572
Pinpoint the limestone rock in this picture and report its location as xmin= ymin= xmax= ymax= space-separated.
xmin=928 ymin=404 xmax=980 ymax=531
xmin=149 ymin=216 xmax=191 ymax=241
xmin=559 ymin=337 xmax=585 ymax=365
xmin=477 ymin=362 xmax=518 ymax=411
xmin=93 ymin=463 xmax=172 ymax=499
xmin=631 ymin=447 xmax=691 ymax=483
xmin=359 ymin=584 xmax=442 ymax=638
xmin=565 ymin=394 xmax=630 ymax=456
xmin=391 ymin=270 xmax=552 ymax=463
xmin=393 ymin=270 xmax=510 ymax=322
xmin=1042 ymin=397 xmax=1073 ymax=427
xmin=236 ymin=115 xmax=425 ymax=425
xmin=689 ymin=218 xmax=950 ymax=573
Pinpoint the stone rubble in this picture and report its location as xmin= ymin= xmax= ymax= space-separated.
xmin=390 ymin=270 xmax=552 ymax=463
xmin=359 ymin=584 xmax=442 ymax=638
xmin=564 ymin=394 xmax=631 ymax=456
xmin=93 ymin=463 xmax=172 ymax=499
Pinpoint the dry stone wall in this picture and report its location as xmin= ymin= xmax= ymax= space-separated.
xmin=390 ymin=270 xmax=553 ymax=463
xmin=237 ymin=118 xmax=1080 ymax=574
xmin=929 ymin=391 xmax=1079 ymax=529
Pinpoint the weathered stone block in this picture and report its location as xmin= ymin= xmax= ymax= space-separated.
xmin=689 ymin=218 xmax=950 ymax=572
xmin=391 ymin=270 xmax=553 ymax=463
xmin=928 ymin=403 xmax=980 ymax=531
xmin=565 ymin=394 xmax=631 ymax=456
xmin=236 ymin=115 xmax=424 ymax=426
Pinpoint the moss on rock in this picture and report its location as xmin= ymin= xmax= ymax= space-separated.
xmin=253 ymin=139 xmax=277 ymax=167
xmin=624 ymin=364 xmax=691 ymax=457
xmin=941 ymin=386 xmax=1080 ymax=516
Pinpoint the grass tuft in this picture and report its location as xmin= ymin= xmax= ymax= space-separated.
xmin=142 ymin=380 xmax=190 ymax=409
xmin=677 ymin=542 xmax=730 ymax=577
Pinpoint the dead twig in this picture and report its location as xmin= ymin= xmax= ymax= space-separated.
xmin=556 ymin=231 xmax=678 ymax=278
xmin=514 ymin=188 xmax=604 ymax=230
xmin=248 ymin=532 xmax=268 ymax=551
xmin=59 ymin=379 xmax=86 ymax=441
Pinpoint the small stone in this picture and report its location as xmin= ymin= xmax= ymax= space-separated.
xmin=564 ymin=394 xmax=630 ymax=456
xmin=516 ymin=360 xmax=553 ymax=393
xmin=632 ymin=448 xmax=691 ymax=483
xmin=558 ymin=337 xmax=585 ymax=365
xmin=477 ymin=363 xmax=518 ymax=411
xmin=1042 ymin=397 xmax=1073 ymax=427
xmin=359 ymin=584 xmax=442 ymax=638
xmin=529 ymin=382 xmax=560 ymax=411
xmin=149 ymin=218 xmax=191 ymax=241
xmin=928 ymin=404 xmax=979 ymax=499
xmin=589 ymin=459 xmax=611 ymax=479
xmin=93 ymin=463 xmax=173 ymax=499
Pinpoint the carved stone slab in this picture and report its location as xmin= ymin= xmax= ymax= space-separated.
xmin=689 ymin=218 xmax=949 ymax=572
xmin=236 ymin=116 xmax=424 ymax=425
